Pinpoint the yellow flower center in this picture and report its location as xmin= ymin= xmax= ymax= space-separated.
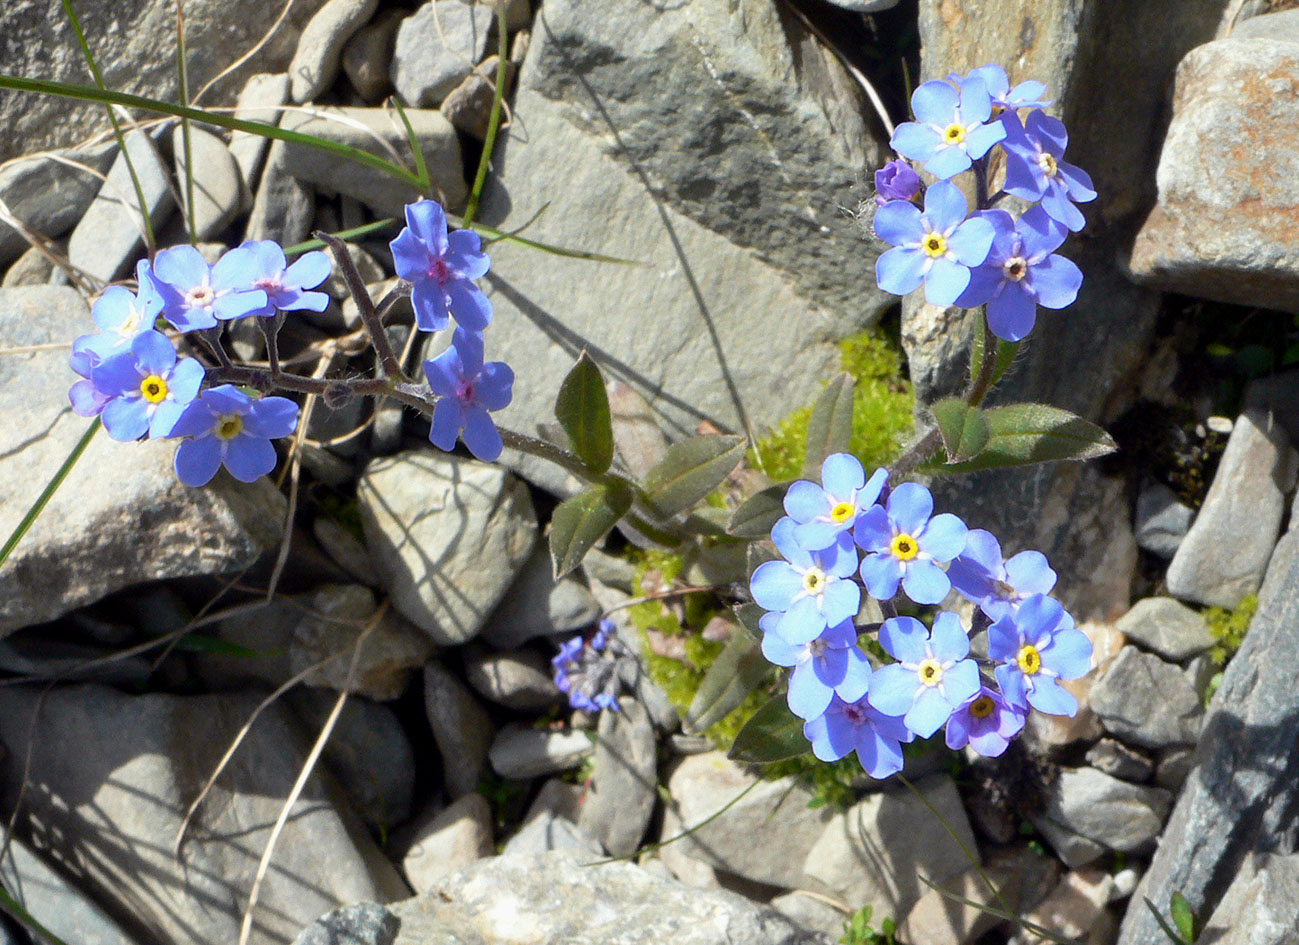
xmin=1003 ymin=257 xmax=1028 ymax=282
xmin=968 ymin=695 xmax=996 ymax=719
xmin=890 ymin=533 xmax=920 ymax=561
xmin=802 ymin=567 xmax=827 ymax=595
xmin=943 ymin=123 xmax=966 ymax=145
xmin=917 ymin=658 xmax=944 ymax=687
xmin=139 ymin=374 xmax=168 ymax=404
xmin=923 ymin=233 xmax=948 ymax=258
xmin=215 ymin=414 xmax=244 ymax=440
xmin=1017 ymin=644 xmax=1042 ymax=675
xmin=1038 ymin=153 xmax=1058 ymax=177
xmin=829 ymin=501 xmax=855 ymax=523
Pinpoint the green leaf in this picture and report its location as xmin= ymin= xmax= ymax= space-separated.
xmin=1144 ymin=898 xmax=1192 ymax=945
xmin=549 ymin=482 xmax=632 ymax=578
xmin=732 ymin=603 xmax=764 ymax=640
xmin=802 ymin=372 xmax=855 ymax=480
xmin=925 ymin=404 xmax=1117 ymax=474
xmin=642 ymin=435 xmax=745 ymax=516
xmin=727 ymin=484 xmax=786 ymax=539
xmin=930 ymin=398 xmax=991 ymax=463
xmin=746 ymin=540 xmax=780 ymax=578
xmin=1170 ymin=892 xmax=1196 ymax=944
xmin=683 ymin=628 xmax=770 ymax=734
xmin=0 ymin=881 xmax=73 ymax=945
xmin=554 ymin=352 xmax=614 ymax=474
xmin=727 ymin=694 xmax=809 ymax=764
xmin=991 ymin=338 xmax=1019 ymax=386
xmin=171 ymin=635 xmax=265 ymax=658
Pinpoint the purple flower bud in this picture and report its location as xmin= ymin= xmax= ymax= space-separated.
xmin=874 ymin=160 xmax=922 ymax=206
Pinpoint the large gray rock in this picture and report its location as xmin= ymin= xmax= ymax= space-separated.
xmin=0 ymin=286 xmax=286 ymax=635
xmin=391 ymin=1 xmax=494 ymax=107
xmin=0 ymin=0 xmax=329 ymax=162
xmin=358 ymin=451 xmax=537 ymax=645
xmin=1115 ymin=596 xmax=1215 ymax=662
xmin=229 ymin=72 xmax=291 ymax=198
xmin=245 ymin=139 xmax=316 ymax=245
xmin=898 ymin=850 xmax=1061 ymax=945
xmin=399 ymin=793 xmax=495 ymax=892
xmin=173 ymin=124 xmax=242 ymax=240
xmin=463 ymin=643 xmax=562 ymax=710
xmin=0 ymin=685 xmax=409 ymax=945
xmin=294 ymin=903 xmax=399 ymax=945
xmin=1167 ymin=409 xmax=1297 ymax=608
xmin=1116 ymin=507 xmax=1299 ymax=945
xmin=1196 ymin=853 xmax=1299 ymax=945
xmin=488 ymin=724 xmax=593 ymax=779
xmin=424 ymin=661 xmax=496 ymax=797
xmin=1032 ymin=767 xmax=1171 ymax=869
xmin=1135 ymin=481 xmax=1195 ymax=560
xmin=578 ymin=699 xmax=658 ymax=856
xmin=0 ymin=144 xmax=118 ymax=266
xmin=290 ymin=0 xmax=380 ymax=103
xmin=480 ymin=544 xmax=601 ymax=649
xmin=0 ymin=836 xmax=140 ymax=945
xmin=1090 ymin=646 xmax=1204 ymax=749
xmin=387 ymin=851 xmax=832 ymax=945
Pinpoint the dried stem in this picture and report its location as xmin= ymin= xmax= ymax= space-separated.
xmin=314 ymin=231 xmax=405 ymax=380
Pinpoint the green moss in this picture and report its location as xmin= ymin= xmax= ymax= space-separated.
xmin=1205 ymin=593 xmax=1258 ymax=666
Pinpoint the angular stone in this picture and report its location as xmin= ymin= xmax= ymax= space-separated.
xmin=1011 ymin=868 xmax=1116 ymax=945
xmin=1031 ymin=767 xmax=1171 ymax=868
xmin=524 ymin=778 xmax=585 ymax=825
xmin=1197 ymin=852 xmax=1299 ymax=945
xmin=578 ymin=699 xmax=657 ymax=856
xmin=503 ymin=810 xmax=604 ymax=859
xmin=312 ymin=514 xmax=380 ymax=586
xmin=391 ymin=1 xmax=494 ymax=107
xmin=0 ymin=836 xmax=140 ymax=945
xmin=0 ymin=286 xmax=286 ymax=635
xmin=280 ymin=106 xmax=467 ymax=217
xmin=481 ymin=544 xmax=601 ymax=649
xmin=1167 ymin=409 xmax=1297 ymax=608
xmin=424 ymin=661 xmax=495 ymax=797
xmin=768 ymin=891 xmax=845 ymax=940
xmin=441 ymin=56 xmax=514 ymax=140
xmin=294 ymin=902 xmax=399 ymax=945
xmin=229 ymin=72 xmax=291 ymax=197
xmin=2 ymin=244 xmax=57 ymax=287
xmin=1135 ymin=481 xmax=1195 ymax=560
xmin=0 ymin=685 xmax=408 ymax=945
xmin=1025 ymin=620 xmax=1124 ymax=748
xmin=463 ymin=644 xmax=562 ymax=710
xmin=399 ymin=793 xmax=494 ymax=892
xmin=343 ymin=10 xmax=404 ymax=102
xmin=358 ymin=451 xmax=537 ymax=644
xmin=245 ymin=139 xmax=316 ymax=245
xmin=1090 ymin=646 xmax=1204 ymax=749
xmin=0 ymin=144 xmax=117 ymax=266
xmin=173 ymin=125 xmax=243 ymax=240
xmin=290 ymin=0 xmax=380 ymax=103
xmin=1085 ymin=738 xmax=1155 ymax=784
xmin=1115 ymin=596 xmax=1215 ymax=662
xmin=489 ymin=724 xmax=593 ymax=779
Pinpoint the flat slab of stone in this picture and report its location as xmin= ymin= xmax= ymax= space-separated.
xmin=1090 ymin=646 xmax=1204 ymax=749
xmin=0 ymin=143 xmax=117 ymax=266
xmin=1116 ymin=597 xmax=1215 ymax=662
xmin=1032 ymin=767 xmax=1171 ymax=869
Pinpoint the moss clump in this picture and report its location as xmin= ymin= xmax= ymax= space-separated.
xmin=1205 ymin=593 xmax=1258 ymax=666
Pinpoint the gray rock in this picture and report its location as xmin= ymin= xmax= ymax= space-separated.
xmin=1011 ymin=868 xmax=1116 ymax=945
xmin=0 ymin=632 xmax=153 ymax=687
xmin=1116 ymin=596 xmax=1215 ymax=662
xmin=280 ymin=106 xmax=467 ymax=217
xmin=294 ymin=902 xmax=399 ymax=945
xmin=1244 ymin=369 xmax=1299 ymax=452
xmin=1135 ymin=482 xmax=1195 ymax=560
xmin=389 ymin=851 xmax=832 ymax=945
xmin=229 ymin=73 xmax=290 ymax=198
xmin=358 ymin=451 xmax=537 ymax=645
xmin=0 ymin=836 xmax=140 ymax=945
xmin=173 ymin=125 xmax=242 ymax=240
xmin=1155 ymin=745 xmax=1196 ymax=792
xmin=343 ymin=10 xmax=404 ymax=103
xmin=0 ymin=144 xmax=117 ymax=266
xmin=312 ymin=515 xmax=379 ymax=586
xmin=3 ymin=244 xmax=58 ymax=286
xmin=290 ymin=0 xmax=380 ymax=103
xmin=0 ymin=286 xmax=286 ymax=635
xmin=524 ymin=778 xmax=585 ymax=825
xmin=1090 ymin=646 xmax=1205 ymax=749
xmin=1085 ymin=738 xmax=1155 ymax=784
xmin=1167 ymin=409 xmax=1297 ymax=608
xmin=1196 ymin=852 xmax=1299 ymax=945
xmin=1129 ymin=35 xmax=1299 ymax=312
xmin=578 ymin=699 xmax=657 ymax=856
xmin=481 ymin=545 xmax=601 ymax=649
xmin=290 ymin=689 xmax=415 ymax=831
xmin=899 ymin=850 xmax=1061 ymax=945
xmin=245 ymin=139 xmax=316 ymax=245
xmin=769 ymin=892 xmax=846 ymax=940
xmin=489 ymin=724 xmax=594 ymax=779
xmin=441 ymin=57 xmax=513 ymax=141
xmin=463 ymin=644 xmax=562 ymax=710
xmin=0 ymin=685 xmax=408 ymax=945
xmin=66 ymin=130 xmax=174 ymax=286
xmin=424 ymin=661 xmax=496 ymax=797
xmin=391 ymin=2 xmax=495 ymax=107
xmin=1031 ymin=767 xmax=1171 ymax=868
xmin=504 ymin=810 xmax=604 ymax=859
xmin=399 ymin=793 xmax=495 ymax=892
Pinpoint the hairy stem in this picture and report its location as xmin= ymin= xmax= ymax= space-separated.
xmin=315 ymin=232 xmax=405 ymax=381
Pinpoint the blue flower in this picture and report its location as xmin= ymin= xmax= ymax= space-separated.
xmin=890 ymin=76 xmax=1007 ymax=179
xmin=69 ymin=261 xmax=168 ymax=417
xmin=91 ymin=330 xmax=205 ymax=441
xmin=783 ymin=453 xmax=887 ymax=551
xmin=238 ymin=241 xmax=333 ymax=317
xmin=854 ymin=482 xmax=968 ymax=605
xmin=989 ymin=594 xmax=1092 ymax=716
xmin=874 ymin=159 xmax=922 ymax=206
xmin=552 ymin=620 xmax=627 ymax=713
xmin=750 ymin=517 xmax=860 ymax=644
xmin=423 ymin=328 xmax=514 ymax=462
xmin=874 ymin=180 xmax=995 ymax=306
xmin=390 ymin=200 xmax=492 ymax=333
xmin=868 ymin=613 xmax=981 ymax=738
xmin=1002 ymin=110 xmax=1096 ymax=232
xmin=949 ymin=65 xmax=1050 ymax=113
xmin=153 ymin=245 xmax=269 ymax=331
xmin=169 ymin=385 xmax=299 ymax=486
xmin=943 ymin=686 xmax=1027 ymax=757
xmin=956 ymin=206 xmax=1083 ymax=341
xmin=948 ymin=528 xmax=1056 ymax=621
xmin=803 ymin=694 xmax=913 ymax=780
xmin=760 ymin=614 xmax=873 ymax=721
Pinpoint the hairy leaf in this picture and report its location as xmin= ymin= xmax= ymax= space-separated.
xmin=684 ymin=628 xmax=770 ymax=734
xmin=926 ymin=404 xmax=1116 ymax=474
xmin=727 ymin=484 xmax=786 ymax=539
xmin=931 ymin=398 xmax=991 ymax=463
xmin=727 ymin=694 xmax=809 ymax=764
xmin=642 ymin=435 xmax=744 ymax=516
xmin=803 ymin=372 xmax=855 ymax=480
xmin=555 ymin=352 xmax=614 ymax=474
xmin=549 ymin=482 xmax=632 ymax=578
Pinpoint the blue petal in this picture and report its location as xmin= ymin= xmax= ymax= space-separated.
xmin=814 ymin=646 xmax=849 ymax=687
xmin=995 ymin=664 xmax=1029 ymax=710
xmin=283 ymin=250 xmax=332 ymax=290
xmin=887 ymin=482 xmax=933 ymax=535
xmin=929 ymin=611 xmax=970 ymax=662
xmin=92 ymin=351 xmax=144 ymax=397
xmin=852 ymin=505 xmax=892 ymax=553
xmin=1058 ymin=161 xmax=1097 ymax=201
xmin=806 ymin=714 xmax=850 ymax=762
xmin=1032 ymin=254 xmax=1083 ymax=309
xmin=859 ymin=552 xmax=902 ymax=600
xmin=868 ymin=664 xmax=918 ymax=716
xmin=794 ymin=520 xmax=845 ymax=552
xmin=901 ymin=560 xmax=951 ymax=605
xmin=148 ymin=400 xmax=185 ymax=438
xmin=761 ymin=630 xmax=802 ymax=666
xmin=1003 ymin=151 xmax=1046 ymax=201
xmin=154 ymin=245 xmax=209 ymax=290
xmin=836 ymin=647 xmax=873 ymax=704
xmin=91 ymin=286 xmax=136 ymax=331
xmin=451 ymin=327 xmax=485 ymax=375
xmin=819 ymin=579 xmax=861 ymax=628
xmin=947 ymin=216 xmax=996 ymax=267
xmin=788 ymin=663 xmax=835 ymax=720
xmin=823 ymin=533 xmax=861 ymax=579
xmin=784 ymin=480 xmax=831 ymax=523
xmin=918 ymin=512 xmax=968 ymax=562
xmin=955 ymin=263 xmax=1003 ymax=309
xmin=244 ymin=397 xmax=300 ymax=438
xmin=821 ymin=452 xmax=865 ymax=499
xmin=854 ymin=729 xmax=904 ymax=779
xmin=212 ymin=246 xmax=261 ymax=292
xmin=1041 ymin=183 xmax=1086 ymax=232
xmin=411 ymin=283 xmax=451 ymax=332
xmin=424 ymin=344 xmax=466 ymax=398
xmin=987 ymin=285 xmax=1038 ymax=342
xmin=923 ymin=181 xmax=969 ymax=233
xmin=407 ymin=200 xmax=450 ymax=254
xmin=750 ymin=561 xmax=803 ymax=612
xmin=447 ymin=229 xmax=489 ymax=278
xmin=102 ymin=397 xmax=150 ymax=442
xmin=475 ymin=362 xmax=514 ymax=411
xmin=906 ymin=687 xmax=953 ymax=738
xmin=879 ymin=616 xmax=928 ymax=663
xmin=447 ymin=279 xmax=493 ymax=332
xmin=911 ymin=80 xmax=959 ymax=125
xmin=1026 ymin=676 xmax=1078 ymax=716
xmin=1041 ymin=627 xmax=1093 ymax=680
xmin=429 ymin=397 xmax=465 ymax=451
xmin=890 ymin=122 xmax=943 ymax=164
xmin=770 ymin=516 xmax=813 ymax=569
xmin=960 ymin=529 xmax=1003 ymax=572
xmin=777 ymin=597 xmax=827 ymax=645
xmin=876 ymin=247 xmax=928 ymax=297
xmin=1016 ymin=594 xmax=1065 ymax=645
xmin=942 ymin=659 xmax=982 ymax=707
xmin=1026 ymin=110 xmax=1068 ymax=155
xmin=986 ymin=616 xmax=1021 ymax=662
xmin=224 ymin=435 xmax=277 ymax=482
xmin=175 ymin=436 xmax=223 ymax=486
xmin=1005 ymin=551 xmax=1056 ymax=595
xmin=1018 ymin=205 xmax=1068 ymax=258
xmin=963 ymin=120 xmax=1007 ymax=160
xmin=131 ymin=330 xmax=176 ymax=375
xmin=923 ymin=256 xmax=971 ymax=307
xmin=956 ymin=75 xmax=993 ymax=125
xmin=390 ymin=229 xmax=430 ymax=281
xmin=213 ymin=290 xmax=269 ymax=321
xmin=461 ymin=405 xmax=503 ymax=461
xmin=873 ymin=200 xmax=925 ymax=247
xmin=945 ymin=710 xmax=972 ymax=751
xmin=924 ymin=145 xmax=973 ymax=180
xmin=168 ymin=357 xmax=206 ymax=404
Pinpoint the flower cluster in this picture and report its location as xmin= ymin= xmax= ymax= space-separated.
xmin=552 ymin=619 xmax=633 ymax=713
xmin=749 ymin=453 xmax=1093 ymax=778
xmin=68 ymin=198 xmax=513 ymax=488
xmin=872 ymin=64 xmax=1091 ymax=342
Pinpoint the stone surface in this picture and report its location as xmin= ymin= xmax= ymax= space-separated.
xmin=245 ymin=139 xmax=316 ymax=244
xmin=578 ymin=699 xmax=657 ymax=856
xmin=1031 ymin=767 xmax=1171 ymax=868
xmin=503 ymin=810 xmax=604 ymax=859
xmin=66 ymin=131 xmax=174 ymax=286
xmin=424 ymin=661 xmax=496 ymax=797
xmin=1116 ymin=596 xmax=1214 ymax=662
xmin=0 ymin=144 xmax=118 ymax=266
xmin=898 ymin=850 xmax=1061 ymax=945
xmin=463 ymin=644 xmax=562 ymax=710
xmin=489 ymin=724 xmax=593 ymax=779
xmin=524 ymin=778 xmax=585 ymax=825
xmin=1025 ymin=620 xmax=1124 ymax=748
xmin=0 ymin=685 xmax=408 ymax=945
xmin=1011 ymin=868 xmax=1116 ymax=945
xmin=280 ymin=106 xmax=467 ymax=217
xmin=1196 ymin=852 xmax=1299 ymax=945
xmin=229 ymin=72 xmax=291 ymax=197
xmin=1085 ymin=738 xmax=1155 ymax=784
xmin=343 ymin=10 xmax=404 ymax=102
xmin=0 ymin=286 xmax=286 ymax=635
xmin=1135 ymin=482 xmax=1195 ymax=560
xmin=1116 ymin=510 xmax=1299 ymax=945
xmin=0 ymin=631 xmax=153 ymax=687
xmin=1167 ymin=409 xmax=1297 ymax=608
xmin=768 ymin=892 xmax=845 ymax=940
xmin=358 ymin=451 xmax=537 ymax=645
xmin=399 ymin=793 xmax=494 ymax=892
xmin=294 ymin=902 xmax=399 ymax=945
xmin=1090 ymin=646 xmax=1204 ymax=749
xmin=388 ymin=851 xmax=832 ymax=945
xmin=3 ymin=244 xmax=57 ymax=286
xmin=1129 ymin=33 xmax=1299 ymax=311
xmin=480 ymin=544 xmax=601 ymax=649
xmin=391 ymin=1 xmax=495 ymax=107
xmin=173 ymin=125 xmax=242 ymax=240
xmin=290 ymin=0 xmax=379 ymax=103
xmin=0 ymin=835 xmax=140 ymax=945
xmin=441 ymin=56 xmax=513 ymax=140
xmin=312 ymin=514 xmax=379 ymax=586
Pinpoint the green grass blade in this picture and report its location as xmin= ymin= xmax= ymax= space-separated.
xmin=451 ymin=213 xmax=649 ymax=265
xmin=0 ymin=882 xmax=74 ymax=945
xmin=284 ymin=217 xmax=398 ymax=256
xmin=176 ymin=0 xmax=198 ymax=244
xmin=0 ymin=419 xmax=100 ymax=568
xmin=461 ymin=0 xmax=511 ymax=229
xmin=389 ymin=97 xmax=431 ymax=194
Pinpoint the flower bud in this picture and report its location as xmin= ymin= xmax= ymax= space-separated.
xmin=874 ymin=159 xmax=922 ymax=206
xmin=322 ymin=382 xmax=354 ymax=410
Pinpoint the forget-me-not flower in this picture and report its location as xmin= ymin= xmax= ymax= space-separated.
xmin=803 ymin=693 xmax=913 ymax=780
xmin=424 ymin=328 xmax=514 ymax=462
xmin=783 ymin=453 xmax=887 ymax=551
xmin=874 ymin=159 xmax=922 ymax=206
xmin=874 ymin=180 xmax=995 ymax=306
xmin=943 ymin=686 xmax=1027 ymax=757
xmin=390 ymin=199 xmax=492 ymax=333
xmin=854 ymin=481 xmax=968 ymax=605
xmin=153 ymin=244 xmax=268 ymax=331
xmin=949 ymin=65 xmax=1050 ymax=114
xmin=868 ymin=613 xmax=981 ymax=738
xmin=750 ymin=517 xmax=861 ymax=644
xmin=890 ymin=76 xmax=1007 ymax=179
xmin=948 ymin=528 xmax=1057 ymax=621
xmin=169 ymin=385 xmax=299 ymax=486
xmin=760 ymin=614 xmax=873 ymax=721
xmin=91 ymin=330 xmax=204 ymax=441
xmin=238 ymin=241 xmax=333 ymax=317
xmin=989 ymin=593 xmax=1092 ymax=716
xmin=1002 ymin=110 xmax=1097 ymax=232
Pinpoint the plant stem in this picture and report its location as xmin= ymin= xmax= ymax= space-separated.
xmin=315 ymin=232 xmax=405 ymax=381
xmin=965 ymin=314 xmax=998 ymax=407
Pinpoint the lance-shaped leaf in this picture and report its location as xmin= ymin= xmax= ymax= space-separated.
xmin=554 ymin=352 xmax=614 ymax=474
xmin=802 ymin=372 xmax=855 ymax=480
xmin=927 ymin=403 xmax=1117 ymax=474
xmin=727 ymin=483 xmax=787 ymax=539
xmin=931 ymin=398 xmax=991 ymax=463
xmin=642 ymin=435 xmax=745 ymax=516
xmin=733 ymin=603 xmax=764 ymax=641
xmin=684 ymin=624 xmax=771 ymax=734
xmin=549 ymin=482 xmax=632 ymax=578
xmin=727 ymin=693 xmax=810 ymax=764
